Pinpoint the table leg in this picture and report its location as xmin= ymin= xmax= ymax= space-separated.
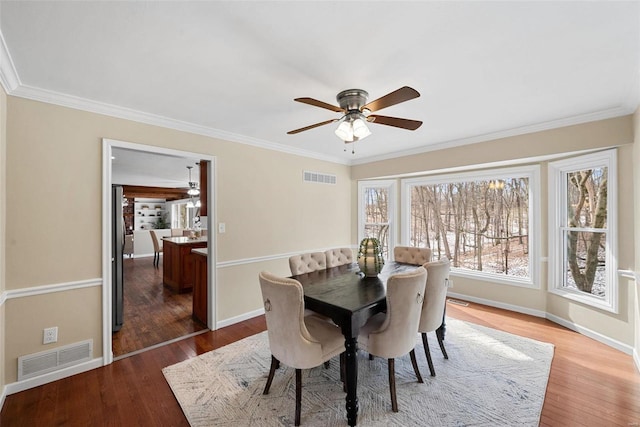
xmin=344 ymin=336 xmax=359 ymax=426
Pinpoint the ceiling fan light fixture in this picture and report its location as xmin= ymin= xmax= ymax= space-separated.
xmin=352 ymin=116 xmax=371 ymax=139
xmin=335 ymin=119 xmax=354 ymax=142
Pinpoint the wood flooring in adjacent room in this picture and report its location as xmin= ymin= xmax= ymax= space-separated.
xmin=1 ymin=301 xmax=639 ymax=426
xmin=112 ymin=256 xmax=207 ymax=358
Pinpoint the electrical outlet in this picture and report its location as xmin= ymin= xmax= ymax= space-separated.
xmin=43 ymin=327 xmax=58 ymax=344
xmin=218 ymin=222 xmax=226 ymax=233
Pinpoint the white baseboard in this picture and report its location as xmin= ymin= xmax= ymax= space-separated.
xmin=216 ymin=308 xmax=265 ymax=329
xmin=131 ymin=253 xmax=155 ymax=259
xmin=448 ymin=291 xmax=636 ymax=359
xmin=545 ymin=312 xmax=634 ymax=355
xmin=447 ymin=291 xmax=547 ymax=318
xmin=3 ymin=357 xmax=103 ymax=396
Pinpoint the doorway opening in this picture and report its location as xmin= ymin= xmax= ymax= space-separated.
xmin=102 ymin=139 xmax=216 ymax=364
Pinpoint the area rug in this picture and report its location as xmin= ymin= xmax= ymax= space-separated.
xmin=162 ymin=318 xmax=553 ymax=426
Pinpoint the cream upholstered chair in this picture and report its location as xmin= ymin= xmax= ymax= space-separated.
xmin=419 ymin=257 xmax=451 ymax=377
xmin=259 ymin=272 xmax=345 ymax=426
xmin=394 ymin=246 xmax=432 ymax=265
xmin=358 ymin=267 xmax=428 ymax=412
xmin=288 ymin=252 xmax=327 ymax=275
xmin=325 ymin=248 xmax=353 ymax=268
xmin=289 ymin=252 xmax=332 ymax=320
xmin=170 ymin=228 xmax=184 ymax=237
xmin=149 ymin=230 xmax=162 ymax=268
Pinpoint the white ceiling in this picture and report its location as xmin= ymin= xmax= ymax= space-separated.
xmin=111 ymin=146 xmax=200 ymax=189
xmin=1 ymin=1 xmax=639 ymax=166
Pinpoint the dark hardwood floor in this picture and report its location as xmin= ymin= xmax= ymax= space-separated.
xmin=2 ymin=299 xmax=639 ymax=426
xmin=112 ymin=256 xmax=207 ymax=358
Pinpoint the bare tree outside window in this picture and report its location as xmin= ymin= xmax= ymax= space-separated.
xmin=564 ymin=167 xmax=608 ymax=297
xmin=408 ymin=177 xmax=530 ymax=279
xmin=363 ymin=187 xmax=390 ymax=259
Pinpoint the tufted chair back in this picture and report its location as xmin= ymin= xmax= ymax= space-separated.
xmin=259 ymin=271 xmax=346 ymax=425
xmin=418 ymin=257 xmax=451 ymax=377
xmin=419 ymin=257 xmax=450 ymax=333
xmin=325 ymin=248 xmax=353 ymax=268
xmin=357 ymin=266 xmax=427 ymax=412
xmin=289 ymin=252 xmax=327 ymax=275
xmin=258 ymin=271 xmax=328 ymax=369
xmin=394 ymin=246 xmax=432 ymax=265
xmin=359 ymin=267 xmax=427 ymax=359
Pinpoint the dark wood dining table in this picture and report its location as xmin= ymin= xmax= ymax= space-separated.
xmin=291 ymin=261 xmax=420 ymax=426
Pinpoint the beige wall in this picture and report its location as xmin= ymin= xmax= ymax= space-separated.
xmin=353 ymin=116 xmax=636 ymax=347
xmin=3 ymin=96 xmax=352 ymax=383
xmin=2 ymin=92 xmax=637 ymax=387
xmin=1 ymin=82 xmax=7 ymax=391
xmin=5 ymin=287 xmax=102 ymax=382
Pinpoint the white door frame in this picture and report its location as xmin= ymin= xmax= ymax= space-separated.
xmin=101 ymin=138 xmax=217 ymax=365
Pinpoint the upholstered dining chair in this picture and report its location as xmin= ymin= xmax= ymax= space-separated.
xmin=393 ymin=246 xmax=432 ymax=265
xmin=170 ymin=228 xmax=184 ymax=237
xmin=358 ymin=267 xmax=428 ymax=412
xmin=289 ymin=252 xmax=333 ymax=320
xmin=259 ymin=271 xmax=345 ymax=426
xmin=149 ymin=230 xmax=162 ymax=268
xmin=419 ymin=257 xmax=451 ymax=376
xmin=288 ymin=252 xmax=327 ymax=275
xmin=325 ymin=248 xmax=353 ymax=268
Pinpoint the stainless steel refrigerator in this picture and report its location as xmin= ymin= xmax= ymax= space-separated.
xmin=112 ymin=185 xmax=124 ymax=332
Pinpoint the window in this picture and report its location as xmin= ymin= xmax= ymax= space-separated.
xmin=401 ymin=166 xmax=539 ymax=287
xmin=358 ymin=180 xmax=396 ymax=260
xmin=548 ymin=149 xmax=617 ymax=312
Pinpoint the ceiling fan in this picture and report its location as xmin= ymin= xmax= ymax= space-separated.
xmin=287 ymin=86 xmax=423 ymax=143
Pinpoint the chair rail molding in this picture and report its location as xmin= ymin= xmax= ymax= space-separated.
xmin=2 ymin=278 xmax=102 ymax=300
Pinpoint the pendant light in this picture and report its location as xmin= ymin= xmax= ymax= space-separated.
xmin=186 ymin=166 xmax=200 ymax=196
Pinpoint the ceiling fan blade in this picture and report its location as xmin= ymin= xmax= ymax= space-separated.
xmin=287 ymin=119 xmax=338 ymax=135
xmin=362 ymin=86 xmax=420 ymax=113
xmin=294 ymin=97 xmax=345 ymax=113
xmin=367 ymin=115 xmax=423 ymax=131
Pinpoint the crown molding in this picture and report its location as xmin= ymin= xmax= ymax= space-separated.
xmin=5 ymin=80 xmax=635 ymax=168
xmin=351 ymin=105 xmax=636 ymax=165
xmin=0 ymin=30 xmax=20 ymax=93
xmin=8 ymin=83 xmax=351 ymax=165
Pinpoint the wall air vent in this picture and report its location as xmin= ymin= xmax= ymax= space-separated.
xmin=303 ymin=170 xmax=337 ymax=185
xmin=18 ymin=339 xmax=93 ymax=381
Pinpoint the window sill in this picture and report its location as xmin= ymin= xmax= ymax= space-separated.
xmin=451 ymin=268 xmax=537 ymax=289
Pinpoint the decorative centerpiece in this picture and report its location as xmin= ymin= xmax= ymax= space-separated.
xmin=357 ymin=237 xmax=385 ymax=277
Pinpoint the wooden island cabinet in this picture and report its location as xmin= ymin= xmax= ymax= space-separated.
xmin=162 ymin=236 xmax=207 ymax=293
xmin=191 ymin=248 xmax=208 ymax=324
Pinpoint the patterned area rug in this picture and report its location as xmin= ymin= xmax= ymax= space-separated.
xmin=163 ymin=318 xmax=553 ymax=426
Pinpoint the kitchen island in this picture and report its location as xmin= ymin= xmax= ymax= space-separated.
xmin=191 ymin=248 xmax=208 ymax=324
xmin=162 ymin=236 xmax=207 ymax=293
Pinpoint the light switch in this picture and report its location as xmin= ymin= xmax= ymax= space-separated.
xmin=218 ymin=223 xmax=226 ymax=233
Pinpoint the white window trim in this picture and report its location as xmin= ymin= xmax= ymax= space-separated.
xmin=358 ymin=180 xmax=397 ymax=260
xmin=400 ymin=165 xmax=540 ymax=288
xmin=548 ymin=149 xmax=618 ymax=313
